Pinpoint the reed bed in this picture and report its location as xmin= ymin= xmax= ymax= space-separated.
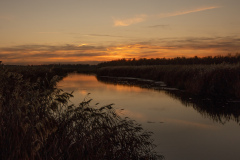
xmin=0 ymin=64 xmax=163 ymax=160
xmin=97 ymin=64 xmax=240 ymax=99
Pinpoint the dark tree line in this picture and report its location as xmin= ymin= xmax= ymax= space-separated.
xmin=2 ymin=63 xmax=97 ymax=74
xmin=97 ymin=54 xmax=240 ymax=67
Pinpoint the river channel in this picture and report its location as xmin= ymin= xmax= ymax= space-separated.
xmin=57 ymin=73 xmax=240 ymax=160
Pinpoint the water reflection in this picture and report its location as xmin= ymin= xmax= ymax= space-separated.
xmin=165 ymin=91 xmax=240 ymax=125
xmin=97 ymin=76 xmax=240 ymax=125
xmin=58 ymin=74 xmax=240 ymax=160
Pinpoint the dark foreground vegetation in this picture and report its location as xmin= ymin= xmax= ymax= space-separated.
xmin=97 ymin=55 xmax=240 ymax=99
xmin=0 ymin=62 xmax=163 ymax=160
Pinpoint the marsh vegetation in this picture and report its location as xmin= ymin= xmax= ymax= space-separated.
xmin=0 ymin=62 xmax=163 ymax=160
xmin=97 ymin=62 xmax=240 ymax=99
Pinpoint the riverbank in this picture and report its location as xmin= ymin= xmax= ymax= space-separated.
xmin=97 ymin=75 xmax=240 ymax=125
xmin=97 ymin=64 xmax=240 ymax=99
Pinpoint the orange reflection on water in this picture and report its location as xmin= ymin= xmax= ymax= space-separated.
xmin=62 ymin=73 xmax=97 ymax=82
xmin=58 ymin=73 xmax=101 ymax=90
xmin=116 ymin=109 xmax=147 ymax=121
xmin=164 ymin=118 xmax=217 ymax=130
xmin=106 ymin=84 xmax=146 ymax=93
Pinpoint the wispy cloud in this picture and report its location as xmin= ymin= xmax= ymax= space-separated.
xmin=84 ymin=34 xmax=124 ymax=38
xmin=0 ymin=44 xmax=108 ymax=65
xmin=114 ymin=6 xmax=221 ymax=27
xmin=113 ymin=14 xmax=148 ymax=26
xmin=157 ymin=6 xmax=221 ymax=18
xmin=1 ymin=36 xmax=238 ymax=65
xmin=36 ymin=32 xmax=60 ymax=34
xmin=159 ymin=36 xmax=240 ymax=52
xmin=147 ymin=24 xmax=170 ymax=29
xmin=105 ymin=36 xmax=240 ymax=58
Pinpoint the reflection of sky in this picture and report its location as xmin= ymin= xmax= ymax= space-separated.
xmin=58 ymin=73 xmax=240 ymax=160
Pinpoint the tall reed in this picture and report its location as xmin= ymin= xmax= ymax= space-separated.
xmin=97 ymin=64 xmax=240 ymax=99
xmin=0 ymin=65 xmax=163 ymax=160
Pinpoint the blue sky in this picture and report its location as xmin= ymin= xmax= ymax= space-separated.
xmin=0 ymin=0 xmax=240 ymax=64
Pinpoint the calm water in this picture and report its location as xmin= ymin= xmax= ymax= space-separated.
xmin=58 ymin=73 xmax=240 ymax=160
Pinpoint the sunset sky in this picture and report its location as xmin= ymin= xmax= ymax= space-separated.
xmin=0 ymin=0 xmax=240 ymax=65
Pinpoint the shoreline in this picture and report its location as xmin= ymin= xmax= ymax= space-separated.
xmin=97 ymin=64 xmax=240 ymax=100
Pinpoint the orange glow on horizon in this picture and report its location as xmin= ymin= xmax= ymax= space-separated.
xmin=0 ymin=43 xmax=232 ymax=65
xmin=104 ymin=44 xmax=226 ymax=61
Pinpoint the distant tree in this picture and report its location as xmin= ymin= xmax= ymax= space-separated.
xmin=97 ymin=54 xmax=240 ymax=67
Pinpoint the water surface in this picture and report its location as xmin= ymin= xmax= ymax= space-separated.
xmin=58 ymin=73 xmax=240 ymax=160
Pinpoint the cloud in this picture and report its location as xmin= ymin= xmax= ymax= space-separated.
xmin=36 ymin=32 xmax=60 ymax=34
xmin=84 ymin=34 xmax=124 ymax=38
xmin=105 ymin=36 xmax=240 ymax=58
xmin=114 ymin=6 xmax=220 ymax=27
xmin=0 ymin=44 xmax=109 ymax=65
xmin=0 ymin=44 xmax=105 ymax=52
xmin=1 ymin=36 xmax=239 ymax=65
xmin=147 ymin=24 xmax=170 ymax=29
xmin=113 ymin=14 xmax=148 ymax=26
xmin=160 ymin=36 xmax=240 ymax=52
xmin=157 ymin=6 xmax=221 ymax=18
